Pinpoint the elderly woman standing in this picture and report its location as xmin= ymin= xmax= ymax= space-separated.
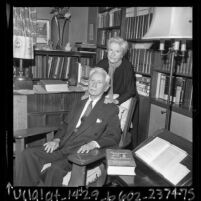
xmin=96 ymin=36 xmax=138 ymax=105
xmin=96 ymin=37 xmax=139 ymax=145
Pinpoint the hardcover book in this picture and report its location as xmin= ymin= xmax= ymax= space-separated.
xmin=106 ymin=149 xmax=136 ymax=176
xmin=40 ymin=79 xmax=68 ymax=92
xmin=135 ymin=137 xmax=190 ymax=185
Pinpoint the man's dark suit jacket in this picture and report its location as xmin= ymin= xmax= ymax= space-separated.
xmin=54 ymin=95 xmax=121 ymax=157
xmin=15 ymin=95 xmax=121 ymax=186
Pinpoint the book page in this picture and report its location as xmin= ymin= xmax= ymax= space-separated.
xmin=150 ymin=144 xmax=187 ymax=173
xmin=45 ymin=84 xmax=69 ymax=92
xmin=135 ymin=137 xmax=170 ymax=163
xmin=163 ymin=163 xmax=190 ymax=185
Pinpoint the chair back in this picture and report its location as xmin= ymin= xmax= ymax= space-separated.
xmin=118 ymin=97 xmax=137 ymax=148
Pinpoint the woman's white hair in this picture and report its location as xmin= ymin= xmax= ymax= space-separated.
xmin=107 ymin=36 xmax=128 ymax=56
xmin=89 ymin=67 xmax=110 ymax=85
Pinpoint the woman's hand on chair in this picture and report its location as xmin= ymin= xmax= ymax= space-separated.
xmin=104 ymin=97 xmax=119 ymax=105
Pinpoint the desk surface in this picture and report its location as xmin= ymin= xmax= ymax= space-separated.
xmin=113 ymin=158 xmax=192 ymax=186
xmin=13 ymin=85 xmax=86 ymax=95
xmin=109 ymin=129 xmax=192 ymax=187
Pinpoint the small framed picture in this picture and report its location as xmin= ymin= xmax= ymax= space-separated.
xmin=36 ymin=19 xmax=50 ymax=44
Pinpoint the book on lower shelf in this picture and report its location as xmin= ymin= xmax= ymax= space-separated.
xmin=106 ymin=149 xmax=136 ymax=176
xmin=40 ymin=79 xmax=69 ymax=92
xmin=135 ymin=137 xmax=190 ymax=185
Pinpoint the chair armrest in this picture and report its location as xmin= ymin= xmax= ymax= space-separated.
xmin=13 ymin=127 xmax=59 ymax=159
xmin=68 ymin=148 xmax=106 ymax=166
xmin=14 ymin=126 xmax=58 ymax=139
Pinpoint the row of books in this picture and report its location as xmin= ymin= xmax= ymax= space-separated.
xmin=96 ymin=48 xmax=107 ymax=62
xmin=98 ymin=8 xmax=121 ymax=28
xmin=128 ymin=47 xmax=153 ymax=75
xmin=154 ymin=50 xmax=192 ymax=77
xmin=75 ymin=42 xmax=97 ymax=52
xmin=136 ymin=74 xmax=151 ymax=97
xmin=79 ymin=65 xmax=92 ymax=86
xmin=32 ymin=56 xmax=93 ymax=81
xmin=97 ymin=29 xmax=120 ymax=46
xmin=125 ymin=7 xmax=153 ymax=40
xmin=98 ymin=7 xmax=112 ymax=13
xmin=155 ymin=73 xmax=193 ymax=109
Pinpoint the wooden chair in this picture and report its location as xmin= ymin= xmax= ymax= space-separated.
xmin=13 ymin=126 xmax=58 ymax=185
xmin=66 ymin=97 xmax=138 ymax=186
xmin=13 ymin=97 xmax=138 ymax=186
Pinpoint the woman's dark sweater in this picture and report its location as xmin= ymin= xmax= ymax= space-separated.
xmin=96 ymin=58 xmax=137 ymax=104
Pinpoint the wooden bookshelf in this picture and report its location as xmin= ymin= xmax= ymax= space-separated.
xmin=31 ymin=50 xmax=96 ymax=85
xmin=14 ymin=92 xmax=84 ymax=130
xmin=95 ymin=7 xmax=155 ymax=146
xmin=148 ymin=45 xmax=193 ymax=139
xmin=122 ymin=7 xmax=154 ymax=145
xmin=96 ymin=6 xmax=193 ymax=144
xmin=150 ymin=49 xmax=193 ymax=116
xmin=96 ymin=7 xmax=122 ymax=62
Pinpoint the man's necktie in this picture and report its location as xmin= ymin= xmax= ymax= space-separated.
xmin=81 ymin=100 xmax=93 ymax=123
xmin=74 ymin=100 xmax=93 ymax=133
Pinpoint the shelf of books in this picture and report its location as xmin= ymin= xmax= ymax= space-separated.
xmin=123 ymin=7 xmax=154 ymax=98
xmin=96 ymin=7 xmax=122 ymax=62
xmin=31 ymin=50 xmax=95 ymax=85
xmin=97 ymin=28 xmax=121 ymax=47
xmin=150 ymin=49 xmax=193 ymax=117
xmin=124 ymin=7 xmax=153 ymax=41
xmin=97 ymin=7 xmax=121 ymax=28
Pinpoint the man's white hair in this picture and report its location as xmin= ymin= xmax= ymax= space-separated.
xmin=89 ymin=67 xmax=110 ymax=85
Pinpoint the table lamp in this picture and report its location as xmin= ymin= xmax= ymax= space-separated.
xmin=13 ymin=7 xmax=37 ymax=90
xmin=142 ymin=7 xmax=192 ymax=130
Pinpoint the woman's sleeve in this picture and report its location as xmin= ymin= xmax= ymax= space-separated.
xmin=117 ymin=61 xmax=138 ymax=104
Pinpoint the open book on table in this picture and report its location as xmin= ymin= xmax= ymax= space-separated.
xmin=134 ymin=137 xmax=190 ymax=185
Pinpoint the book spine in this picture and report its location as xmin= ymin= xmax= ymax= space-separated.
xmin=155 ymin=73 xmax=162 ymax=99
xmin=159 ymin=74 xmax=166 ymax=100
xmin=179 ymin=78 xmax=186 ymax=104
xmin=59 ymin=57 xmax=65 ymax=79
xmin=182 ymin=79 xmax=193 ymax=108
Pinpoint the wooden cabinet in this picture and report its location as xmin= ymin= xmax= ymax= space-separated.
xmin=137 ymin=95 xmax=151 ymax=145
xmin=170 ymin=111 xmax=192 ymax=142
xmin=14 ymin=92 xmax=83 ymax=130
xmin=148 ymin=104 xmax=166 ymax=137
xmin=149 ymin=45 xmax=192 ymax=141
xmin=148 ymin=103 xmax=192 ymax=141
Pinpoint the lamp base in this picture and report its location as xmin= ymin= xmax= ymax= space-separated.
xmin=13 ymin=75 xmax=33 ymax=90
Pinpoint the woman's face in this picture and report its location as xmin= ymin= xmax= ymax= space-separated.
xmin=107 ymin=42 xmax=123 ymax=64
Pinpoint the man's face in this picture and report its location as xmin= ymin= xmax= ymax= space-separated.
xmin=88 ymin=72 xmax=107 ymax=98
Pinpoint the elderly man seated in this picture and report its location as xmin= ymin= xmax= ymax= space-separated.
xmin=15 ymin=67 xmax=121 ymax=186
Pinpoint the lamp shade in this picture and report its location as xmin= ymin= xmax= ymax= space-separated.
xmin=13 ymin=7 xmax=37 ymax=59
xmin=142 ymin=7 xmax=192 ymax=40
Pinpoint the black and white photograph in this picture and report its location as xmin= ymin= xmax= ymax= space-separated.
xmin=36 ymin=19 xmax=50 ymax=44
xmin=3 ymin=4 xmax=200 ymax=201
